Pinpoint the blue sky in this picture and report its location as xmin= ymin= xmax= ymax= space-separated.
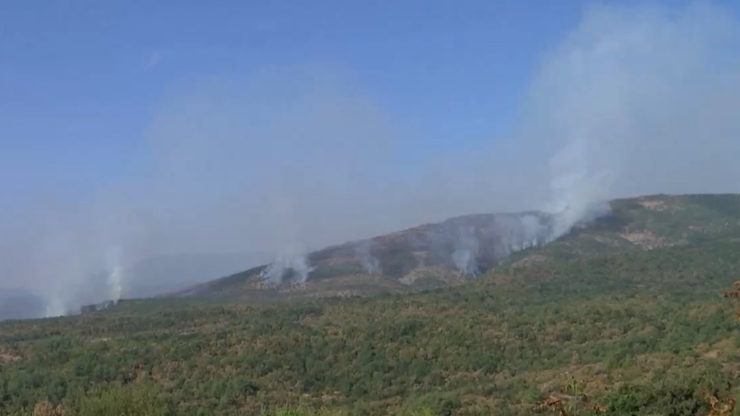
xmin=5 ymin=1 xmax=740 ymax=304
xmin=0 ymin=0 xmax=600 ymax=203
xmin=3 ymin=0 xmax=736 ymax=204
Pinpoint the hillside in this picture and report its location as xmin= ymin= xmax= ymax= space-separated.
xmin=0 ymin=288 xmax=46 ymax=321
xmin=180 ymin=211 xmax=558 ymax=300
xmin=122 ymin=252 xmax=271 ymax=299
xmin=0 ymin=252 xmax=271 ymax=322
xmin=181 ymin=194 xmax=740 ymax=301
xmin=3 ymin=194 xmax=740 ymax=416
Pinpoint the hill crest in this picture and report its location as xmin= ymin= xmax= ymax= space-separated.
xmin=177 ymin=193 xmax=740 ymax=300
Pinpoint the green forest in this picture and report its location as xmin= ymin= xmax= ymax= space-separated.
xmin=4 ymin=195 xmax=740 ymax=415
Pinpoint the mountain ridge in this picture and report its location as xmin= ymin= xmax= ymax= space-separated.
xmin=177 ymin=193 xmax=740 ymax=301
xmin=5 ymin=193 xmax=740 ymax=415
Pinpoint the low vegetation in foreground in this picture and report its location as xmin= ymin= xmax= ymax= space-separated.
xmin=4 ymin=195 xmax=740 ymax=415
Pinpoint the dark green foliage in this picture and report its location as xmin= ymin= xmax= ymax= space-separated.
xmin=70 ymin=382 xmax=175 ymax=416
xmin=3 ymin=194 xmax=740 ymax=415
xmin=401 ymin=393 xmax=461 ymax=416
xmin=2 ymin=382 xmax=174 ymax=416
xmin=601 ymin=370 xmax=733 ymax=416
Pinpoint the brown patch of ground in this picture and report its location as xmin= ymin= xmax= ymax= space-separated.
xmin=276 ymin=282 xmax=309 ymax=293
xmin=700 ymin=338 xmax=734 ymax=359
xmin=511 ymin=254 xmax=549 ymax=269
xmin=510 ymin=363 xmax=607 ymax=398
xmin=308 ymin=290 xmax=361 ymax=299
xmin=703 ymin=349 xmax=721 ymax=359
xmin=638 ymin=200 xmax=669 ymax=211
xmin=399 ymin=267 xmax=463 ymax=285
xmin=0 ymin=351 xmax=20 ymax=362
xmin=619 ymin=230 xmax=670 ymax=250
xmin=589 ymin=235 xmax=623 ymax=246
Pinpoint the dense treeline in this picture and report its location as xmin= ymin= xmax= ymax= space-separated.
xmin=4 ymin=241 xmax=740 ymax=415
xmin=4 ymin=195 xmax=740 ymax=415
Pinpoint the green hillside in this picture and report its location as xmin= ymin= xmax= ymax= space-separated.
xmin=177 ymin=212 xmax=555 ymax=300
xmin=179 ymin=194 xmax=740 ymax=302
xmin=4 ymin=194 xmax=740 ymax=416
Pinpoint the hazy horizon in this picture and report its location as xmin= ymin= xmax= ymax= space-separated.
xmin=3 ymin=1 xmax=740 ymax=315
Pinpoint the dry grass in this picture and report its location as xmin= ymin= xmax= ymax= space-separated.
xmin=619 ymin=230 xmax=671 ymax=250
xmin=0 ymin=348 xmax=21 ymax=362
xmin=638 ymin=200 xmax=669 ymax=211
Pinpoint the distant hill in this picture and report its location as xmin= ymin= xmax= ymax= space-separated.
xmin=0 ymin=195 xmax=740 ymax=416
xmin=0 ymin=288 xmax=46 ymax=321
xmin=122 ymin=251 xmax=271 ymax=299
xmin=0 ymin=252 xmax=271 ymax=322
xmin=177 ymin=211 xmax=557 ymax=299
xmin=502 ymin=193 xmax=740 ymax=267
xmin=6 ymin=194 xmax=740 ymax=415
xmin=180 ymin=194 xmax=740 ymax=301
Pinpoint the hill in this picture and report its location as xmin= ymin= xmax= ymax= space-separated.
xmin=0 ymin=288 xmax=46 ymax=321
xmin=180 ymin=211 xmax=559 ymax=300
xmin=3 ymin=194 xmax=740 ymax=416
xmin=0 ymin=252 xmax=272 ymax=322
xmin=180 ymin=194 xmax=740 ymax=301
xmin=121 ymin=251 xmax=271 ymax=299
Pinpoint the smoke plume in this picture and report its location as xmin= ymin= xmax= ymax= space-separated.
xmin=260 ymin=254 xmax=314 ymax=286
xmin=525 ymin=2 xmax=740 ymax=240
xmin=3 ymin=3 xmax=740 ymax=317
xmin=452 ymin=226 xmax=479 ymax=276
xmin=105 ymin=247 xmax=124 ymax=304
xmin=355 ymin=240 xmax=382 ymax=275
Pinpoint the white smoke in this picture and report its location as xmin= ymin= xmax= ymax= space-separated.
xmin=506 ymin=214 xmax=551 ymax=251
xmin=105 ymin=247 xmax=124 ymax=303
xmin=489 ymin=215 xmax=549 ymax=259
xmin=44 ymin=296 xmax=67 ymax=319
xmin=545 ymin=138 xmax=613 ymax=240
xmin=521 ymin=2 xmax=740 ymax=240
xmin=355 ymin=240 xmax=381 ymax=275
xmin=4 ymin=2 xmax=740 ymax=315
xmin=290 ymin=256 xmax=314 ymax=283
xmin=107 ymin=267 xmax=123 ymax=303
xmin=260 ymin=245 xmax=314 ymax=285
xmin=452 ymin=226 xmax=479 ymax=276
xmin=518 ymin=215 xmax=549 ymax=248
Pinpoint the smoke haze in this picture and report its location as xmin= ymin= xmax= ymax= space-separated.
xmin=452 ymin=226 xmax=480 ymax=276
xmin=355 ymin=240 xmax=382 ymax=275
xmin=2 ymin=3 xmax=740 ymax=317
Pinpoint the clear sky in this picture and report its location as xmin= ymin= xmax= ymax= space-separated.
xmin=0 ymin=0 xmax=616 ymax=203
xmin=2 ymin=0 xmax=737 ymax=205
xmin=4 ymin=1 xmax=740 ymax=309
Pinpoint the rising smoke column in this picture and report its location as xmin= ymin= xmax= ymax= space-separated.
xmin=355 ymin=240 xmax=381 ymax=275
xmin=487 ymin=214 xmax=548 ymax=259
xmin=504 ymin=214 xmax=551 ymax=252
xmin=260 ymin=244 xmax=313 ymax=285
xmin=518 ymin=3 xmax=740 ymax=240
xmin=44 ymin=297 xmax=67 ymax=319
xmin=545 ymin=136 xmax=613 ymax=240
xmin=105 ymin=247 xmax=124 ymax=303
xmin=517 ymin=214 xmax=550 ymax=248
xmin=452 ymin=226 xmax=479 ymax=276
xmin=259 ymin=256 xmax=313 ymax=285
xmin=6 ymin=3 xmax=740 ymax=311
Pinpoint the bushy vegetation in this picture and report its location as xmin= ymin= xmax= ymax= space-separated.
xmin=3 ymin=195 xmax=740 ymax=415
xmin=5 ymin=381 xmax=174 ymax=416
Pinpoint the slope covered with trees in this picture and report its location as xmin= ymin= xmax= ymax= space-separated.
xmin=3 ymin=194 xmax=740 ymax=415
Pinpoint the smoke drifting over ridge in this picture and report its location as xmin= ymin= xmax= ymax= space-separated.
xmin=533 ymin=2 xmax=740 ymax=218
xmin=2 ymin=3 xmax=740 ymax=317
xmin=355 ymin=240 xmax=382 ymax=275
xmin=452 ymin=226 xmax=480 ymax=276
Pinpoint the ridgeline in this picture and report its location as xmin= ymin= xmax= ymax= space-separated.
xmin=4 ymin=194 xmax=740 ymax=415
